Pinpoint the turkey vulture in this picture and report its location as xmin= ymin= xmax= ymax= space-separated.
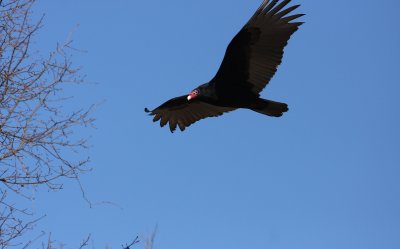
xmin=145 ymin=0 xmax=304 ymax=132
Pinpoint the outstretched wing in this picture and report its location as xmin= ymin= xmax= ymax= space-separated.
xmin=145 ymin=96 xmax=235 ymax=132
xmin=212 ymin=0 xmax=304 ymax=94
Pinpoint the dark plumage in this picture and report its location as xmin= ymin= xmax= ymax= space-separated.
xmin=145 ymin=0 xmax=304 ymax=132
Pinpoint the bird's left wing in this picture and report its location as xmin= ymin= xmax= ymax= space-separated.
xmin=212 ymin=0 xmax=304 ymax=94
xmin=145 ymin=96 xmax=235 ymax=132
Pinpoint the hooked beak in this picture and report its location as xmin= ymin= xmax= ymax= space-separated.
xmin=187 ymin=92 xmax=197 ymax=101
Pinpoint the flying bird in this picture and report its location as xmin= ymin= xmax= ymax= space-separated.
xmin=145 ymin=0 xmax=304 ymax=132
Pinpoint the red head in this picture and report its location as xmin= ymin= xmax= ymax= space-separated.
xmin=187 ymin=89 xmax=199 ymax=101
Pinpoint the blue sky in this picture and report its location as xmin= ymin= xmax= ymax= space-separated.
xmin=24 ymin=0 xmax=400 ymax=248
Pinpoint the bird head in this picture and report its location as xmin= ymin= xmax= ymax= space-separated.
xmin=187 ymin=89 xmax=199 ymax=101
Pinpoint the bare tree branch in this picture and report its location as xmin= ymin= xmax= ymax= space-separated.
xmin=0 ymin=0 xmax=94 ymax=246
xmin=122 ymin=236 xmax=140 ymax=249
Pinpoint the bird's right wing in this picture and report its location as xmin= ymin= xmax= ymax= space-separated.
xmin=145 ymin=96 xmax=235 ymax=132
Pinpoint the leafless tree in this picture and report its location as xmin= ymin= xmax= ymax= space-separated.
xmin=0 ymin=0 xmax=94 ymax=247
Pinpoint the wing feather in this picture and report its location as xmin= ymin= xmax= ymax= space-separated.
xmin=261 ymin=0 xmax=279 ymax=15
xmin=267 ymin=0 xmax=292 ymax=17
xmin=280 ymin=14 xmax=305 ymax=23
xmin=273 ymin=5 xmax=300 ymax=20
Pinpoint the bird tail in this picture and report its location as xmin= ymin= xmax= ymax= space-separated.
xmin=251 ymin=98 xmax=288 ymax=117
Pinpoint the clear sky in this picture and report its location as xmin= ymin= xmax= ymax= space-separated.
xmin=24 ymin=0 xmax=400 ymax=248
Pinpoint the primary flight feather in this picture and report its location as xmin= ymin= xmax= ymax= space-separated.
xmin=145 ymin=0 xmax=304 ymax=132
